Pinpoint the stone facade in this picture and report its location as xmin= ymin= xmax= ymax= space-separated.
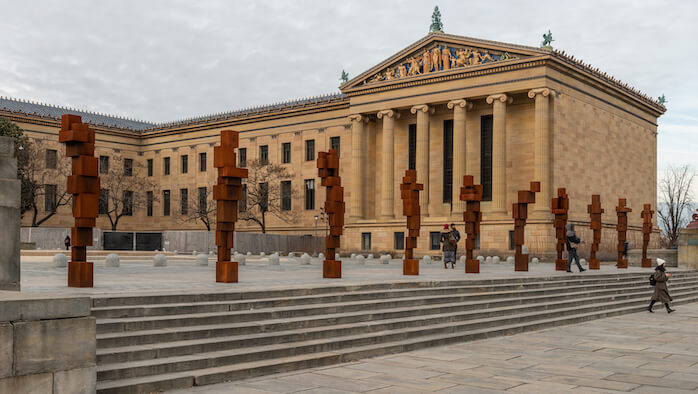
xmin=2 ymin=32 xmax=664 ymax=257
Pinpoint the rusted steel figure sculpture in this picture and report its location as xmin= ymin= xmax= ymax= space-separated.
xmin=459 ymin=175 xmax=483 ymax=273
xmin=213 ymin=130 xmax=248 ymax=283
xmin=513 ymin=182 xmax=540 ymax=271
xmin=59 ymin=115 xmax=98 ymax=287
xmin=641 ymin=204 xmax=654 ymax=268
xmin=317 ymin=149 xmax=345 ymax=278
xmin=400 ymin=170 xmax=423 ymax=275
xmin=616 ymin=198 xmax=632 ymax=269
xmin=551 ymin=188 xmax=570 ymax=271
xmin=587 ymin=195 xmax=604 ymax=270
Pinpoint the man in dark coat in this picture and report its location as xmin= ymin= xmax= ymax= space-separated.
xmin=649 ymin=258 xmax=675 ymax=313
xmin=450 ymin=223 xmax=461 ymax=258
xmin=565 ymin=223 xmax=585 ymax=273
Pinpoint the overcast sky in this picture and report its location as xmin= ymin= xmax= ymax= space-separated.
xmin=1 ymin=0 xmax=696 ymax=192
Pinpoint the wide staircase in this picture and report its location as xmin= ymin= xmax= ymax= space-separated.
xmin=93 ymin=270 xmax=698 ymax=393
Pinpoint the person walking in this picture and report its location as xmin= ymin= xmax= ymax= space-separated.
xmin=565 ymin=223 xmax=585 ymax=273
xmin=441 ymin=224 xmax=456 ymax=269
xmin=450 ymin=223 xmax=461 ymax=259
xmin=649 ymin=258 xmax=675 ymax=313
xmin=64 ymin=235 xmax=71 ymax=251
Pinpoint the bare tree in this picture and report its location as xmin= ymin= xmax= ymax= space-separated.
xmin=657 ymin=165 xmax=696 ymax=248
xmin=22 ymin=141 xmax=72 ymax=226
xmin=100 ymin=155 xmax=158 ymax=231
xmin=178 ymin=187 xmax=216 ymax=231
xmin=239 ymin=159 xmax=299 ymax=233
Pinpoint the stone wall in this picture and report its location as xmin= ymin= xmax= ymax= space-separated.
xmin=627 ymin=249 xmax=678 ymax=267
xmin=0 ymin=137 xmax=20 ymax=291
xmin=678 ymin=227 xmax=698 ymax=268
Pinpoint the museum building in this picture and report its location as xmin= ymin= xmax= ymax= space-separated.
xmin=0 ymin=32 xmax=665 ymax=257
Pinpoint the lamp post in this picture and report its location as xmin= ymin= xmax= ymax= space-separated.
xmin=313 ymin=214 xmax=319 ymax=256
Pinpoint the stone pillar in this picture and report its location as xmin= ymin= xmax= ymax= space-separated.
xmin=528 ymin=88 xmax=552 ymax=217
xmin=377 ymin=109 xmax=398 ymax=219
xmin=486 ymin=94 xmax=511 ymax=215
xmin=0 ymin=137 xmax=20 ymax=291
xmin=448 ymin=99 xmax=471 ymax=214
xmin=410 ymin=105 xmax=431 ymax=216
xmin=349 ymin=114 xmax=365 ymax=219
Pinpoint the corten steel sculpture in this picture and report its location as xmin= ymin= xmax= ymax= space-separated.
xmin=587 ymin=195 xmax=604 ymax=270
xmin=59 ymin=114 xmax=99 ymax=287
xmin=616 ymin=198 xmax=632 ymax=269
xmin=317 ymin=149 xmax=345 ymax=278
xmin=400 ymin=170 xmax=423 ymax=275
xmin=640 ymin=204 xmax=654 ymax=268
xmin=551 ymin=188 xmax=570 ymax=271
xmin=213 ymin=130 xmax=248 ymax=283
xmin=459 ymin=175 xmax=483 ymax=273
xmin=513 ymin=182 xmax=540 ymax=271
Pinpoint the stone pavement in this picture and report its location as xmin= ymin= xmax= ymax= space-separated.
xmin=169 ymin=302 xmax=698 ymax=394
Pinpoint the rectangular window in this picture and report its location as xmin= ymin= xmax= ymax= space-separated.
xmin=147 ymin=159 xmax=153 ymax=176
xmin=443 ymin=119 xmax=453 ymax=203
xmin=394 ymin=232 xmax=405 ymax=250
xmin=124 ymin=158 xmax=133 ymax=176
xmin=282 ymin=142 xmax=291 ymax=163
xmin=408 ymin=124 xmax=416 ymax=170
xmin=45 ymin=149 xmax=57 ymax=169
xmin=475 ymin=234 xmax=480 ymax=250
xmin=260 ymin=183 xmax=268 ymax=211
xmin=122 ymin=190 xmax=133 ymax=216
xmin=509 ymin=230 xmax=515 ymax=251
xmin=239 ymin=148 xmax=247 ymax=167
xmin=146 ymin=191 xmax=153 ymax=217
xmin=239 ymin=184 xmax=247 ymax=212
xmin=481 ymin=115 xmax=493 ymax=201
xmin=99 ymin=189 xmax=109 ymax=215
xmin=181 ymin=155 xmax=188 ymax=174
xmin=44 ymin=184 xmax=57 ymax=212
xmin=430 ymin=232 xmax=441 ymax=250
xmin=304 ymin=179 xmax=315 ymax=210
xmin=330 ymin=136 xmax=340 ymax=156
xmin=305 ymin=140 xmax=315 ymax=161
xmin=281 ymin=180 xmax=292 ymax=211
xmin=259 ymin=145 xmax=268 ymax=165
xmin=198 ymin=187 xmax=207 ymax=213
xmin=163 ymin=190 xmax=170 ymax=216
xmin=163 ymin=157 xmax=170 ymax=176
xmin=180 ymin=188 xmax=188 ymax=215
xmin=199 ymin=152 xmax=206 ymax=172
xmin=99 ymin=156 xmax=109 ymax=174
xmin=361 ymin=232 xmax=371 ymax=251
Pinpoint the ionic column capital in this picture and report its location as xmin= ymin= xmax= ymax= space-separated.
xmin=377 ymin=109 xmax=400 ymax=119
xmin=486 ymin=94 xmax=513 ymax=105
xmin=447 ymin=99 xmax=473 ymax=110
xmin=409 ymin=105 xmax=434 ymax=115
xmin=527 ymin=88 xmax=553 ymax=99
xmin=348 ymin=114 xmax=363 ymax=122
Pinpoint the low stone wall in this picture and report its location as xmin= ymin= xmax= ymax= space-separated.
xmin=0 ymin=292 xmax=96 ymax=393
xmin=678 ymin=227 xmax=698 ymax=268
xmin=627 ymin=249 xmax=678 ymax=267
xmin=21 ymin=227 xmax=103 ymax=251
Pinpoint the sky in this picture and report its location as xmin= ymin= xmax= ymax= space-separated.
xmin=1 ymin=0 xmax=696 ymax=197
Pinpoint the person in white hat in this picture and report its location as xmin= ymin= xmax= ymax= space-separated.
xmin=649 ymin=258 xmax=674 ymax=313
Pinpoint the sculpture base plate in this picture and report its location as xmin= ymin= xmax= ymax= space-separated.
xmin=641 ymin=258 xmax=652 ymax=268
xmin=617 ymin=259 xmax=628 ymax=269
xmin=555 ymin=258 xmax=567 ymax=271
xmin=323 ymin=260 xmax=341 ymax=278
xmin=589 ymin=259 xmax=600 ymax=270
xmin=216 ymin=261 xmax=238 ymax=283
xmin=515 ymin=254 xmax=529 ymax=272
xmin=465 ymin=259 xmax=479 ymax=273
xmin=68 ymin=261 xmax=93 ymax=288
xmin=403 ymin=259 xmax=419 ymax=275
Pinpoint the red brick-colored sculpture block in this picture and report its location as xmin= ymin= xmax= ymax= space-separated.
xmin=213 ymin=130 xmax=248 ymax=283
xmin=400 ymin=170 xmax=423 ymax=275
xmin=513 ymin=182 xmax=540 ymax=272
xmin=551 ymin=188 xmax=569 ymax=271
xmin=60 ymin=115 xmax=98 ymax=288
xmin=616 ymin=198 xmax=632 ymax=269
xmin=459 ymin=175 xmax=483 ymax=273
xmin=640 ymin=204 xmax=654 ymax=268
xmin=317 ymin=149 xmax=344 ymax=278
xmin=587 ymin=195 xmax=604 ymax=270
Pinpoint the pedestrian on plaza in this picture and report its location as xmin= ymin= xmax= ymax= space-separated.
xmin=441 ymin=224 xmax=457 ymax=269
xmin=565 ymin=223 xmax=585 ymax=273
xmin=649 ymin=258 xmax=675 ymax=313
xmin=450 ymin=223 xmax=461 ymax=258
xmin=64 ymin=235 xmax=71 ymax=250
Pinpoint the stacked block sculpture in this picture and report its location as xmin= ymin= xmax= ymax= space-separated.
xmin=459 ymin=175 xmax=483 ymax=273
xmin=512 ymin=182 xmax=540 ymax=271
xmin=317 ymin=149 xmax=345 ymax=278
xmin=400 ymin=170 xmax=423 ymax=275
xmin=640 ymin=204 xmax=654 ymax=268
xmin=616 ymin=198 xmax=632 ymax=269
xmin=587 ymin=195 xmax=604 ymax=270
xmin=551 ymin=188 xmax=569 ymax=271
xmin=59 ymin=115 xmax=98 ymax=288
xmin=213 ymin=130 xmax=248 ymax=283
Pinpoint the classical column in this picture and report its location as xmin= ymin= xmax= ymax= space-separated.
xmin=486 ymin=94 xmax=512 ymax=215
xmin=528 ymin=88 xmax=552 ymax=217
xmin=377 ymin=109 xmax=398 ymax=219
xmin=410 ymin=105 xmax=431 ymax=216
xmin=448 ymin=99 xmax=472 ymax=213
xmin=349 ymin=114 xmax=365 ymax=219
